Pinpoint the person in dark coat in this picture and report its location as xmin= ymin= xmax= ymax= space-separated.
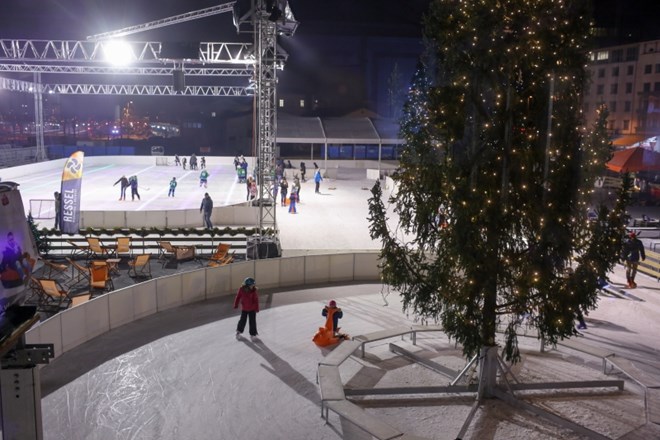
xmin=280 ymin=177 xmax=288 ymax=206
xmin=53 ymin=191 xmax=61 ymax=230
xmin=300 ymin=162 xmax=306 ymax=182
xmin=621 ymin=231 xmax=646 ymax=288
xmin=129 ymin=176 xmax=141 ymax=201
xmin=234 ymin=277 xmax=260 ymax=340
xmin=113 ymin=175 xmax=129 ymax=201
xmin=200 ymin=193 xmax=213 ymax=228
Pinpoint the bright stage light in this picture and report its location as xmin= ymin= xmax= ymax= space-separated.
xmin=102 ymin=41 xmax=134 ymax=66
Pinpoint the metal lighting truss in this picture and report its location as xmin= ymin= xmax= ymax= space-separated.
xmin=0 ymin=40 xmax=253 ymax=65
xmin=86 ymin=2 xmax=237 ymax=41
xmin=0 ymin=64 xmax=251 ymax=77
xmin=253 ymin=10 xmax=278 ymax=234
xmin=230 ymin=0 xmax=297 ymax=242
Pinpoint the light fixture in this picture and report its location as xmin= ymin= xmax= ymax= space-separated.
xmin=102 ymin=41 xmax=134 ymax=66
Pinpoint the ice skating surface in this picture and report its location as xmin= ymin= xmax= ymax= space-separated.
xmin=8 ymin=159 xmax=660 ymax=439
xmin=10 ymin=159 xmax=383 ymax=254
xmin=39 ymin=276 xmax=660 ymax=440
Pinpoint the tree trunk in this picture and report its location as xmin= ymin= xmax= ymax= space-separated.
xmin=478 ymin=345 xmax=499 ymax=398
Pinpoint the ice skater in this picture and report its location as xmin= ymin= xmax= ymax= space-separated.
xmin=200 ymin=192 xmax=213 ymax=228
xmin=234 ymin=277 xmax=260 ymax=341
xmin=622 ymin=231 xmax=645 ymax=288
xmin=322 ymin=300 xmax=343 ymax=336
xmin=280 ymin=177 xmax=288 ymax=206
xmin=113 ymin=175 xmax=129 ymax=201
xmin=129 ymin=175 xmax=141 ymax=201
xmin=300 ymin=161 xmax=307 ymax=182
xmin=288 ymin=188 xmax=298 ymax=214
xmin=168 ymin=177 xmax=177 ymax=197
xmin=313 ymin=300 xmax=348 ymax=346
xmin=182 ymin=158 xmax=187 ymax=170
xmin=200 ymin=156 xmax=206 ymax=169
xmin=314 ymin=168 xmax=323 ymax=193
xmin=174 ymin=154 xmax=181 ymax=166
xmin=199 ymin=169 xmax=209 ymax=188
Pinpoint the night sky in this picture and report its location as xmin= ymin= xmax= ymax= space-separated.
xmin=1 ymin=0 xmax=659 ymax=120
xmin=3 ymin=0 xmax=656 ymax=40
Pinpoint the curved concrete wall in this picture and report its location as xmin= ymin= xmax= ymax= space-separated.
xmin=80 ymin=205 xmax=259 ymax=229
xmin=24 ymin=252 xmax=381 ymax=359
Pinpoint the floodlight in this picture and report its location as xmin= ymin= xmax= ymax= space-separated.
xmin=102 ymin=41 xmax=134 ymax=66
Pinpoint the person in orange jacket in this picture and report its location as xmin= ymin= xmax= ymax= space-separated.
xmin=313 ymin=300 xmax=348 ymax=346
xmin=322 ymin=300 xmax=343 ymax=335
xmin=234 ymin=277 xmax=260 ymax=341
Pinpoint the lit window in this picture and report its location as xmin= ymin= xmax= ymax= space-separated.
xmin=299 ymin=99 xmax=305 ymax=108
xmin=278 ymin=99 xmax=284 ymax=107
xmin=596 ymin=51 xmax=609 ymax=61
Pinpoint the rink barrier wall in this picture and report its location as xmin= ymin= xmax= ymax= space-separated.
xmin=79 ymin=205 xmax=259 ymax=228
xmin=24 ymin=252 xmax=380 ymax=359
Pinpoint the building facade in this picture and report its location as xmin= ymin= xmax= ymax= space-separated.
xmin=584 ymin=39 xmax=660 ymax=138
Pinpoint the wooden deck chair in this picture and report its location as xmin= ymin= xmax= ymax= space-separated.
xmin=86 ymin=237 xmax=109 ymax=260
xmin=158 ymin=241 xmax=195 ymax=266
xmin=207 ymin=243 xmax=234 ymax=267
xmin=128 ymin=254 xmax=152 ymax=279
xmin=66 ymin=257 xmax=91 ymax=289
xmin=67 ymin=239 xmax=90 ymax=259
xmin=40 ymin=258 xmax=70 ymax=282
xmin=90 ymin=263 xmax=114 ymax=295
xmin=114 ymin=237 xmax=133 ymax=260
xmin=158 ymin=241 xmax=176 ymax=265
xmin=36 ymin=278 xmax=75 ymax=311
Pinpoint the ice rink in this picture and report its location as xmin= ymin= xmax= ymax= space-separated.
xmin=3 ymin=157 xmax=660 ymax=439
xmin=4 ymin=157 xmax=385 ymax=255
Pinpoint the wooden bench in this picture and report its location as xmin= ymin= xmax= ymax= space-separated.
xmin=318 ymin=365 xmax=345 ymax=418
xmin=324 ymin=400 xmax=403 ymax=440
xmin=318 ymin=340 xmax=361 ymax=367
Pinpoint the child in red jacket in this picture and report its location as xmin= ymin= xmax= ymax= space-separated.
xmin=234 ymin=277 xmax=260 ymax=340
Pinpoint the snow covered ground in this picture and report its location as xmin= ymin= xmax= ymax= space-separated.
xmin=6 ymin=158 xmax=660 ymax=439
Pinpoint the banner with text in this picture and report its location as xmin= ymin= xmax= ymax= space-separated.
xmin=60 ymin=151 xmax=84 ymax=234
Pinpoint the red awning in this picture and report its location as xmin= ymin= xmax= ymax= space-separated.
xmin=611 ymin=135 xmax=648 ymax=147
xmin=606 ymin=147 xmax=660 ymax=173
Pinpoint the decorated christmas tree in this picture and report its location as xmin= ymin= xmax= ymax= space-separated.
xmin=368 ymin=0 xmax=630 ymax=396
